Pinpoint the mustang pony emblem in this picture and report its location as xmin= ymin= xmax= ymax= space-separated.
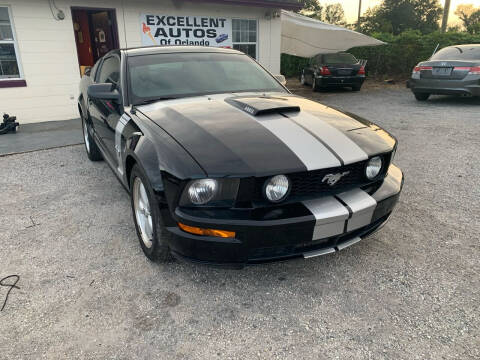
xmin=322 ymin=171 xmax=350 ymax=186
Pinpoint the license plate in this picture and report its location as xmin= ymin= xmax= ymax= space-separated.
xmin=433 ymin=67 xmax=452 ymax=76
xmin=337 ymin=69 xmax=352 ymax=75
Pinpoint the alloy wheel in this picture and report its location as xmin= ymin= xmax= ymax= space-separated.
xmin=83 ymin=120 xmax=90 ymax=154
xmin=133 ymin=177 xmax=153 ymax=248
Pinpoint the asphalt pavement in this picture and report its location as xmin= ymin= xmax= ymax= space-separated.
xmin=0 ymin=81 xmax=478 ymax=359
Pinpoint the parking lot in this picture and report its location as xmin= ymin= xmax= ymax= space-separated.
xmin=1 ymin=81 xmax=479 ymax=359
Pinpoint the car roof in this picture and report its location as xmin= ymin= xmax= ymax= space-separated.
xmin=123 ymin=45 xmax=243 ymax=57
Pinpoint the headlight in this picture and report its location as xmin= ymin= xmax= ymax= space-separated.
xmin=187 ymin=179 xmax=218 ymax=205
xmin=264 ymin=175 xmax=290 ymax=202
xmin=180 ymin=178 xmax=240 ymax=207
xmin=365 ymin=156 xmax=383 ymax=180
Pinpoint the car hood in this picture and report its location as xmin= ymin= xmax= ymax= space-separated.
xmin=138 ymin=92 xmax=396 ymax=177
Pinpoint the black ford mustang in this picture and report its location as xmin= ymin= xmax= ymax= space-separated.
xmin=78 ymin=46 xmax=403 ymax=267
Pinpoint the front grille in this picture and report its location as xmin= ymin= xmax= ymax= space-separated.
xmin=289 ymin=161 xmax=368 ymax=198
xmin=250 ymin=155 xmax=391 ymax=205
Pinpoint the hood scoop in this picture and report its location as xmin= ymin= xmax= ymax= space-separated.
xmin=226 ymin=96 xmax=300 ymax=116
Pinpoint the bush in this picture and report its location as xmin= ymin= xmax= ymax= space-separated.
xmin=281 ymin=31 xmax=480 ymax=78
xmin=280 ymin=53 xmax=310 ymax=77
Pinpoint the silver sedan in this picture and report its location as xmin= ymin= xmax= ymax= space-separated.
xmin=408 ymin=44 xmax=480 ymax=101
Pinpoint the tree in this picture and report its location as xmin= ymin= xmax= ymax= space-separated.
xmin=359 ymin=0 xmax=443 ymax=35
xmin=297 ymin=1 xmax=347 ymax=25
xmin=296 ymin=0 xmax=323 ymax=19
xmin=323 ymin=3 xmax=347 ymax=26
xmin=360 ymin=6 xmax=393 ymax=34
xmin=455 ymin=4 xmax=480 ymax=34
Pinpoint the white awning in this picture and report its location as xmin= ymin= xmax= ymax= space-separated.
xmin=281 ymin=10 xmax=385 ymax=58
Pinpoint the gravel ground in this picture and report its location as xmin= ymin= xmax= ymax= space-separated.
xmin=1 ymin=82 xmax=479 ymax=359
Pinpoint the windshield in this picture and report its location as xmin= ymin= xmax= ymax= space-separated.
xmin=128 ymin=52 xmax=286 ymax=104
xmin=431 ymin=46 xmax=480 ymax=61
xmin=323 ymin=53 xmax=358 ymax=64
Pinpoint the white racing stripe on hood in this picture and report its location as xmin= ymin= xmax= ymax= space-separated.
xmin=286 ymin=111 xmax=369 ymax=165
xmin=138 ymin=92 xmax=362 ymax=171
xmin=231 ymin=109 xmax=342 ymax=170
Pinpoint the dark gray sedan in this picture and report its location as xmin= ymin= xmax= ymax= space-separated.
xmin=301 ymin=52 xmax=365 ymax=92
xmin=409 ymin=44 xmax=480 ymax=101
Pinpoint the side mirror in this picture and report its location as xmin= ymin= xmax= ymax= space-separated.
xmin=274 ymin=74 xmax=287 ymax=86
xmin=87 ymin=83 xmax=121 ymax=102
xmin=83 ymin=66 xmax=92 ymax=76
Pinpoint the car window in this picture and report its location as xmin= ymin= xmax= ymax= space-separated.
xmin=323 ymin=53 xmax=358 ymax=64
xmin=128 ymin=53 xmax=286 ymax=104
xmin=431 ymin=46 xmax=480 ymax=61
xmin=97 ymin=56 xmax=120 ymax=86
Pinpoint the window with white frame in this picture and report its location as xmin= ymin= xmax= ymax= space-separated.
xmin=232 ymin=19 xmax=257 ymax=59
xmin=0 ymin=6 xmax=22 ymax=79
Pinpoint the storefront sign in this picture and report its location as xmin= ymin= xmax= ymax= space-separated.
xmin=140 ymin=14 xmax=233 ymax=47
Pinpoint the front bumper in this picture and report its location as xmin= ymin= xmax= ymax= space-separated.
xmin=165 ymin=165 xmax=403 ymax=267
xmin=315 ymin=75 xmax=365 ymax=87
xmin=409 ymin=76 xmax=480 ymax=96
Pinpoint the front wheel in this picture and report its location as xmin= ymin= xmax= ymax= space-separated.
xmin=82 ymin=117 xmax=102 ymax=161
xmin=130 ymin=164 xmax=172 ymax=262
xmin=414 ymin=92 xmax=430 ymax=101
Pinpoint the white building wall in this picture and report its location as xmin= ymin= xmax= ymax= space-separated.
xmin=0 ymin=0 xmax=282 ymax=124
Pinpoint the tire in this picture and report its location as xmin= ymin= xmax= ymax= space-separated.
xmin=352 ymin=84 xmax=362 ymax=91
xmin=130 ymin=164 xmax=172 ymax=262
xmin=414 ymin=93 xmax=430 ymax=101
xmin=82 ymin=117 xmax=102 ymax=161
xmin=300 ymin=72 xmax=306 ymax=86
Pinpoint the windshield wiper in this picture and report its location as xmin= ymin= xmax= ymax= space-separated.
xmin=134 ymin=97 xmax=178 ymax=106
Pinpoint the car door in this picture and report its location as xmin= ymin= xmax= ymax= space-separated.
xmin=88 ymin=54 xmax=122 ymax=162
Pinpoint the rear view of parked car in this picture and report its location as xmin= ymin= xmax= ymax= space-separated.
xmin=300 ymin=52 xmax=366 ymax=92
xmin=409 ymin=44 xmax=480 ymax=101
